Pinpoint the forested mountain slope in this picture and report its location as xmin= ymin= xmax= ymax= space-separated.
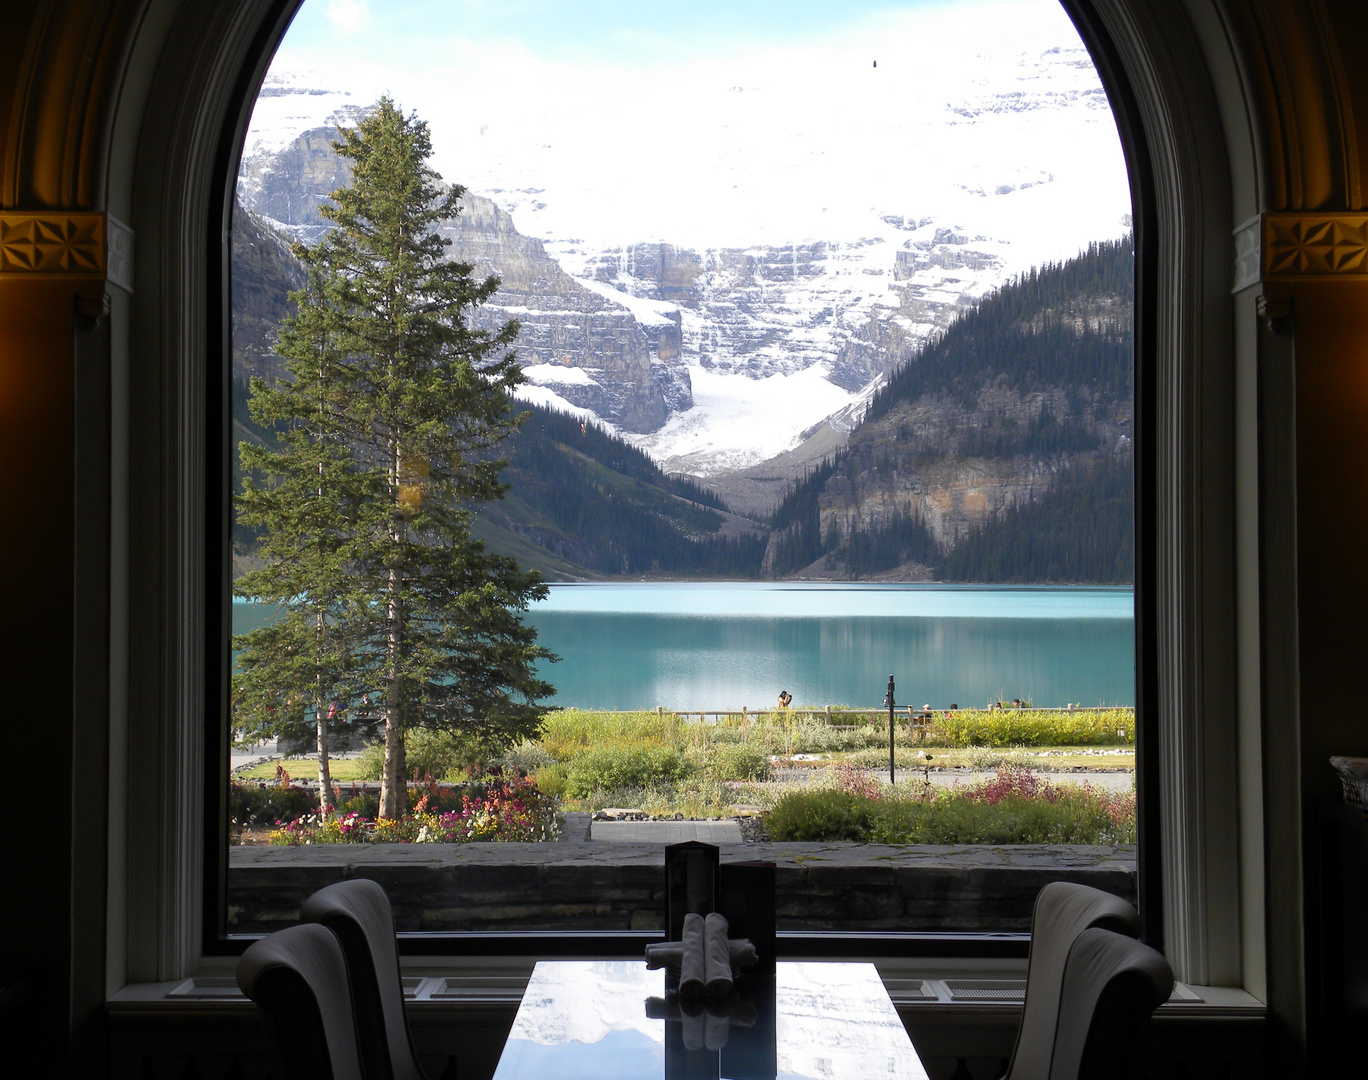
xmin=764 ymin=237 xmax=1134 ymax=583
xmin=475 ymin=404 xmax=765 ymax=580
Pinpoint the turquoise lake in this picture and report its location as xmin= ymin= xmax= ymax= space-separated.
xmin=232 ymin=583 xmax=1134 ymax=711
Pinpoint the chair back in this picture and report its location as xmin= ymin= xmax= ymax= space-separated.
xmin=301 ymin=878 xmax=428 ymax=1080
xmin=1006 ymin=882 xmax=1142 ymax=1080
xmin=236 ymin=923 xmax=367 ymax=1080
xmin=1048 ymin=928 xmax=1174 ymax=1080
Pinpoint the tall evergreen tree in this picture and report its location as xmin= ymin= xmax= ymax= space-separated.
xmin=233 ymin=98 xmax=554 ymax=819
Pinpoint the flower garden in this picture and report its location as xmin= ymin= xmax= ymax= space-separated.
xmin=232 ymin=706 xmax=1135 ymax=846
xmin=230 ymin=772 xmax=560 ymax=846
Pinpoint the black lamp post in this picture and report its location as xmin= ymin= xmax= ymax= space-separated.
xmin=883 ymin=674 xmax=896 ymax=784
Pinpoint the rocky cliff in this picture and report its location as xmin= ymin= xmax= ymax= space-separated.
xmin=439 ymin=194 xmax=691 ymax=432
xmin=570 ymin=223 xmax=1001 ymax=394
xmin=818 ymin=379 xmax=1129 ymax=554
xmin=230 ymin=202 xmax=303 ymax=383
xmin=233 ymin=117 xmax=693 ymax=433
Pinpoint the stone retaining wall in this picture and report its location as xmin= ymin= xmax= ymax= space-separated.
xmin=227 ymin=839 xmax=1136 ymax=933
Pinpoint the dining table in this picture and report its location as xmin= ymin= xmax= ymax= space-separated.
xmin=490 ymin=958 xmax=930 ymax=1080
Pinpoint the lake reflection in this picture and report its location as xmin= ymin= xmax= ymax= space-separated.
xmin=526 ymin=584 xmax=1133 ymax=710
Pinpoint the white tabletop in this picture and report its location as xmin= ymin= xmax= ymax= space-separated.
xmin=492 ymin=959 xmax=929 ymax=1080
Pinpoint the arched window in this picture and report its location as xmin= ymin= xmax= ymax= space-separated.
xmin=216 ymin=0 xmax=1148 ymax=953
xmin=102 ymin=0 xmax=1254 ymax=996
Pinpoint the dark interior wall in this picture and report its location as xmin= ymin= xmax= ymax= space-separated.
xmin=1291 ymin=280 xmax=1368 ymax=781
xmin=1308 ymin=1 xmax=1368 ymax=211
xmin=0 ymin=281 xmax=77 ymax=1068
xmin=1288 ymin=278 xmax=1368 ymax=1059
xmin=3 ymin=0 xmax=1368 ymax=1074
xmin=1232 ymin=1 xmax=1368 ymax=1064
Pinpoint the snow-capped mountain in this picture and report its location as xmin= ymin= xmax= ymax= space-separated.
xmin=236 ymin=5 xmax=1129 ymax=481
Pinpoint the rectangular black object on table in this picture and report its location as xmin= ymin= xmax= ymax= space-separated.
xmin=666 ymin=844 xmax=774 ymax=979
xmin=666 ymin=842 xmax=720 ymax=944
xmin=719 ymin=862 xmax=776 ymax=977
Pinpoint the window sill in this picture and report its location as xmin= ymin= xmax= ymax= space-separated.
xmin=109 ymin=955 xmax=1262 ymax=1017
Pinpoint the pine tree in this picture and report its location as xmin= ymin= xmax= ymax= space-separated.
xmin=233 ymin=98 xmax=554 ymax=819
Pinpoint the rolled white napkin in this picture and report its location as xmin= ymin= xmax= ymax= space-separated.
xmin=679 ymin=912 xmax=705 ymax=998
xmin=645 ymin=939 xmax=758 ymax=970
xmin=703 ymin=912 xmax=732 ymax=997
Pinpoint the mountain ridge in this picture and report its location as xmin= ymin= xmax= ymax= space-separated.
xmin=236 ymin=56 xmax=1129 ymax=474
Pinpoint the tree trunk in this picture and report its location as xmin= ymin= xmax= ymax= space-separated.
xmin=380 ymin=714 xmax=407 ymax=819
xmin=379 ymin=436 xmax=409 ymax=819
xmin=379 ymin=575 xmax=408 ymax=818
xmin=315 ymin=610 xmax=333 ymax=815
xmin=316 ymin=703 xmax=334 ymax=815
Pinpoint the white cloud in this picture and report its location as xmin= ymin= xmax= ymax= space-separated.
xmin=325 ymin=0 xmax=371 ymax=37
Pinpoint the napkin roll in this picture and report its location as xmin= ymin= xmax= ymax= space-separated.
xmin=678 ymin=912 xmax=706 ymax=998
xmin=645 ymin=939 xmax=758 ymax=970
xmin=703 ymin=912 xmax=733 ymax=997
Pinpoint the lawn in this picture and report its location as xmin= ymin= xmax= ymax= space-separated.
xmin=234 ymin=757 xmax=371 ymax=782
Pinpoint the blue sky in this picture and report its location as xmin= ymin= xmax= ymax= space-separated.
xmin=278 ymin=0 xmax=965 ymax=67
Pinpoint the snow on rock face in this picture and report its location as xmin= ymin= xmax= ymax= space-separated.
xmin=237 ymin=75 xmax=367 ymax=243
xmin=521 ymin=364 xmax=602 ymax=388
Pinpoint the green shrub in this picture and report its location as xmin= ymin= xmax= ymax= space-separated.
xmin=932 ymin=708 xmax=1135 ymax=747
xmin=354 ymin=742 xmax=384 ymax=780
xmin=338 ymin=790 xmax=379 ymax=818
xmin=708 ymin=742 xmax=771 ymax=781
xmin=687 ymin=740 xmax=771 ymax=781
xmin=765 ymin=784 xmax=1135 ymax=845
xmin=354 ymin=728 xmax=500 ymax=783
xmin=228 ymin=781 xmax=316 ymax=827
xmin=565 ymin=745 xmax=690 ymax=797
xmin=534 ymin=763 xmax=568 ymax=799
xmin=492 ymin=739 xmax=558 ymax=774
xmin=539 ymin=709 xmax=685 ymax=761
xmin=764 ymin=790 xmax=881 ymax=842
xmin=405 ymin=727 xmax=492 ymax=780
xmin=896 ymin=793 xmax=1133 ymax=844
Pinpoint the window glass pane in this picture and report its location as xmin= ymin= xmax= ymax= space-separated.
xmin=226 ymin=0 xmax=1135 ymax=939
